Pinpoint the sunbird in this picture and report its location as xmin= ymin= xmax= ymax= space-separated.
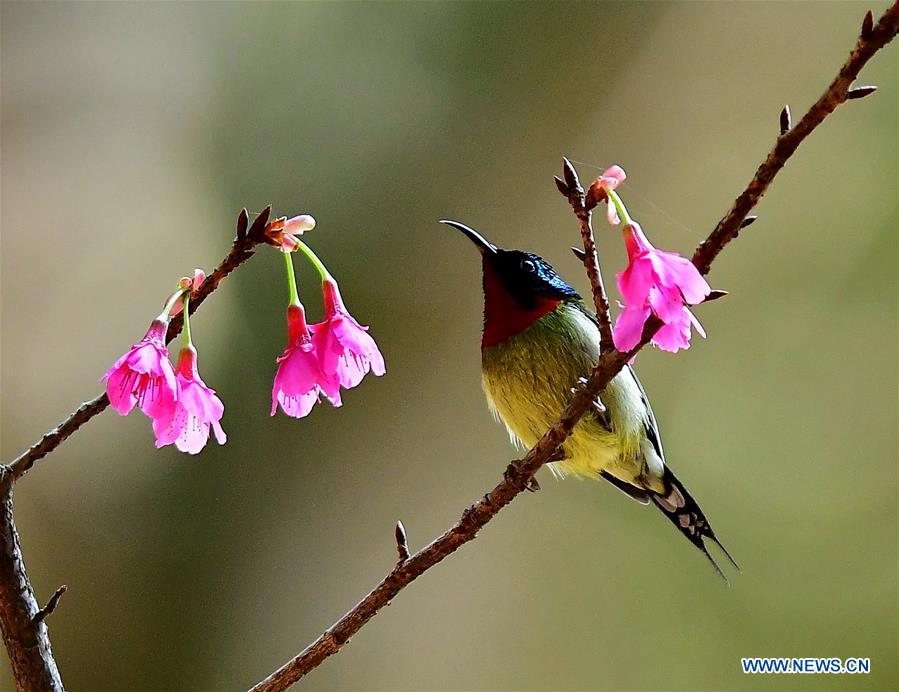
xmin=443 ymin=219 xmax=737 ymax=580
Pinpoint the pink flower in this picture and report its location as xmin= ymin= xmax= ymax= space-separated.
xmin=103 ymin=319 xmax=177 ymax=419
xmin=613 ymin=222 xmax=711 ymax=353
xmin=170 ymin=269 xmax=206 ymax=316
xmin=152 ymin=345 xmax=226 ymax=454
xmin=587 ymin=165 xmax=627 ymax=224
xmin=311 ymin=278 xmax=385 ymax=389
xmin=271 ymin=304 xmax=341 ymax=418
xmin=263 ymin=215 xmax=316 ymax=252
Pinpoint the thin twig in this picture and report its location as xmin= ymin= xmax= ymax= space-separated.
xmin=248 ymin=346 xmax=636 ymax=692
xmin=0 ymin=207 xmax=266 ymax=692
xmin=33 ymin=586 xmax=67 ymax=626
xmin=691 ymin=2 xmax=899 ymax=276
xmin=556 ymin=158 xmax=615 ymax=352
xmin=247 ymin=6 xmax=899 ymax=689
xmin=0 ymin=468 xmax=64 ymax=691
xmin=5 ymin=208 xmax=266 ymax=481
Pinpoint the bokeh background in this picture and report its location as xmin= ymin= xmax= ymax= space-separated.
xmin=2 ymin=2 xmax=896 ymax=691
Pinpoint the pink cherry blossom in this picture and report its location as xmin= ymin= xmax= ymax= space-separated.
xmin=271 ymin=304 xmax=341 ymax=418
xmin=170 ymin=269 xmax=206 ymax=316
xmin=152 ymin=345 xmax=226 ymax=454
xmin=263 ymin=215 xmax=316 ymax=253
xmin=613 ymin=221 xmax=711 ymax=353
xmin=311 ymin=278 xmax=385 ymax=390
xmin=588 ymin=165 xmax=627 ymax=224
xmin=103 ymin=319 xmax=177 ymax=419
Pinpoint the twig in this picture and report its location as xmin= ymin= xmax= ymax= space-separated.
xmin=555 ymin=158 xmax=615 ymax=352
xmin=33 ymin=586 xmax=67 ymax=626
xmin=0 ymin=468 xmax=64 ymax=691
xmin=247 ymin=6 xmax=899 ymax=689
xmin=248 ymin=345 xmax=636 ymax=692
xmin=691 ymin=2 xmax=899 ymax=276
xmin=0 ymin=206 xmax=266 ymax=691
xmin=5 ymin=207 xmax=266 ymax=481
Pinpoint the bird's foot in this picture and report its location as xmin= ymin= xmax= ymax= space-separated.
xmin=571 ymin=377 xmax=610 ymax=427
xmin=504 ymin=462 xmax=541 ymax=492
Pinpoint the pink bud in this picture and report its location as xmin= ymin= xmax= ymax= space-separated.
xmin=282 ymin=215 xmax=316 ymax=235
xmin=262 ymin=213 xmax=316 ymax=252
xmin=600 ymin=165 xmax=626 ymax=189
xmin=191 ymin=268 xmax=206 ymax=292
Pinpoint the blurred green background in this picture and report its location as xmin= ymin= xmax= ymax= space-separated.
xmin=2 ymin=2 xmax=896 ymax=691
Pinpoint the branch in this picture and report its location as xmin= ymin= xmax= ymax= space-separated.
xmin=248 ymin=5 xmax=899 ymax=689
xmin=32 ymin=586 xmax=67 ymax=626
xmin=0 ymin=468 xmax=63 ymax=691
xmin=691 ymin=4 xmax=898 ymax=275
xmin=556 ymin=158 xmax=615 ymax=352
xmin=5 ymin=207 xmax=266 ymax=481
xmin=0 ymin=206 xmax=266 ymax=691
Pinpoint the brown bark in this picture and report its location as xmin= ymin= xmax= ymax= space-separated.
xmin=0 ymin=469 xmax=64 ymax=691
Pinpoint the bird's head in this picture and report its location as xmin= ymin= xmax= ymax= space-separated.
xmin=441 ymin=219 xmax=580 ymax=347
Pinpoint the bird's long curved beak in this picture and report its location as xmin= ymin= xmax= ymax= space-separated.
xmin=440 ymin=219 xmax=497 ymax=255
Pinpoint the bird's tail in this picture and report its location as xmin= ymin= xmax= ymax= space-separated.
xmin=649 ymin=466 xmax=739 ymax=583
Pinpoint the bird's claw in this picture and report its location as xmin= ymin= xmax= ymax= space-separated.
xmin=571 ymin=376 xmax=609 ymax=426
xmin=571 ymin=376 xmax=605 ymax=409
xmin=504 ymin=462 xmax=540 ymax=492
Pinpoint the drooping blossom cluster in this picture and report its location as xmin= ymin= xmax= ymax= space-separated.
xmin=103 ymin=213 xmax=385 ymax=455
xmin=269 ymin=221 xmax=385 ymax=419
xmin=590 ymin=166 xmax=714 ymax=353
xmin=103 ymin=270 xmax=227 ymax=454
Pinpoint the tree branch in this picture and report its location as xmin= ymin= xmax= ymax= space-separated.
xmin=247 ymin=5 xmax=899 ymax=689
xmin=557 ymin=158 xmax=615 ymax=352
xmin=0 ymin=206 xmax=266 ymax=691
xmin=5 ymin=207 xmax=267 ymax=482
xmin=0 ymin=468 xmax=63 ymax=691
xmin=32 ymin=586 xmax=67 ymax=627
xmin=691 ymin=4 xmax=898 ymax=275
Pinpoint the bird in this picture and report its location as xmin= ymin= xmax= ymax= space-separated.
xmin=441 ymin=219 xmax=738 ymax=581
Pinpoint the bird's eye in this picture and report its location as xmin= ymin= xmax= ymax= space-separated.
xmin=521 ymin=259 xmax=537 ymax=273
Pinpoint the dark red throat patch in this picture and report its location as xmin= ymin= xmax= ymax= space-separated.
xmin=481 ymin=261 xmax=561 ymax=348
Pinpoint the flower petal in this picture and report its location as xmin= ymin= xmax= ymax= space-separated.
xmin=276 ymin=389 xmax=319 ymax=418
xmin=174 ymin=413 xmax=210 ymax=454
xmin=648 ymin=284 xmax=684 ymax=323
xmin=617 ymin=255 xmax=655 ymax=307
xmin=606 ymin=200 xmax=620 ymax=225
xmin=105 ymin=366 xmax=138 ymax=415
xmin=601 ymin=165 xmax=626 ymax=188
xmin=613 ymin=305 xmax=651 ymax=352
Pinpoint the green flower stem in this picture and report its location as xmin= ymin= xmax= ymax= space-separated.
xmin=295 ymin=239 xmax=332 ymax=282
xmin=607 ymin=189 xmax=634 ymax=226
xmin=283 ymin=249 xmax=301 ymax=307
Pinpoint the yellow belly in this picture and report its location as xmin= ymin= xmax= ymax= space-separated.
xmin=480 ymin=305 xmax=654 ymax=485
